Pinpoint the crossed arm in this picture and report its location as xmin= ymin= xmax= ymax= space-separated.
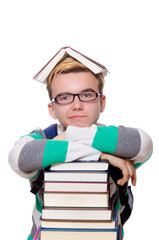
xmin=9 ymin=124 xmax=152 ymax=185
xmin=54 ymin=131 xmax=137 ymax=186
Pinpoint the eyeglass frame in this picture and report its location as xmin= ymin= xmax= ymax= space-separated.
xmin=51 ymin=90 xmax=102 ymax=105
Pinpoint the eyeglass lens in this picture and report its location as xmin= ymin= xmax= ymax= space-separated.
xmin=55 ymin=91 xmax=98 ymax=104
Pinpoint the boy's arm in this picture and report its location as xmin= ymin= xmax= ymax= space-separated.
xmin=8 ymin=128 xmax=100 ymax=179
xmin=100 ymin=153 xmax=137 ymax=186
xmin=56 ymin=131 xmax=137 ymax=187
xmin=66 ymin=124 xmax=153 ymax=168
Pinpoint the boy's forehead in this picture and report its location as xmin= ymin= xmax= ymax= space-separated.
xmin=51 ymin=72 xmax=99 ymax=94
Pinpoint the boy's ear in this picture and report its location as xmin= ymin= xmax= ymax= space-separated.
xmin=48 ymin=103 xmax=57 ymax=119
xmin=100 ymin=95 xmax=106 ymax=113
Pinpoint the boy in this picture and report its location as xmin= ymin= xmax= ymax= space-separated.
xmin=8 ymin=47 xmax=153 ymax=240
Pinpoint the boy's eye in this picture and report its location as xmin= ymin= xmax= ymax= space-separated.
xmin=54 ymin=91 xmax=98 ymax=104
xmin=83 ymin=93 xmax=91 ymax=97
xmin=57 ymin=94 xmax=71 ymax=102
xmin=80 ymin=92 xmax=95 ymax=100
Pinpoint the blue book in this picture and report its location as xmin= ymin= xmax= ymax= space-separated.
xmin=40 ymin=226 xmax=118 ymax=240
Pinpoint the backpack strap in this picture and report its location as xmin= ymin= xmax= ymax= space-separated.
xmin=108 ymin=164 xmax=134 ymax=226
xmin=30 ymin=124 xmax=58 ymax=195
xmin=30 ymin=170 xmax=44 ymax=195
xmin=120 ymin=185 xmax=133 ymax=225
xmin=43 ymin=123 xmax=58 ymax=139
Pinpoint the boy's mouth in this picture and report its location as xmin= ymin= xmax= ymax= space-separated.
xmin=69 ymin=115 xmax=87 ymax=121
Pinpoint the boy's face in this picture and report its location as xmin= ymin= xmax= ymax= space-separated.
xmin=48 ymin=72 xmax=106 ymax=128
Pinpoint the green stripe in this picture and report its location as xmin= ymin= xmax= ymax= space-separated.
xmin=42 ymin=140 xmax=69 ymax=168
xmin=115 ymin=198 xmax=120 ymax=212
xmin=122 ymin=228 xmax=124 ymax=238
xmin=27 ymin=234 xmax=32 ymax=240
xmin=134 ymin=150 xmax=153 ymax=169
xmin=21 ymin=132 xmax=43 ymax=140
xmin=92 ymin=126 xmax=118 ymax=154
xmin=29 ymin=170 xmax=40 ymax=180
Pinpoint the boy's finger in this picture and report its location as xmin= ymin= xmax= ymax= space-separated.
xmin=131 ymin=170 xmax=137 ymax=186
xmin=117 ymin=164 xmax=130 ymax=186
xmin=125 ymin=159 xmax=137 ymax=186
xmin=100 ymin=153 xmax=132 ymax=186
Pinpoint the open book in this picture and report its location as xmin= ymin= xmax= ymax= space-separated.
xmin=33 ymin=46 xmax=109 ymax=83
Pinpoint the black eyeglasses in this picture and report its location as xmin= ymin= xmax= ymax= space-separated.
xmin=51 ymin=91 xmax=101 ymax=104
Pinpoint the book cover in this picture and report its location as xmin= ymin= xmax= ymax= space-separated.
xmin=44 ymin=171 xmax=108 ymax=182
xmin=40 ymin=227 xmax=118 ymax=240
xmin=44 ymin=181 xmax=108 ymax=193
xmin=43 ymin=192 xmax=109 ymax=208
xmin=33 ymin=46 xmax=109 ymax=84
xmin=41 ymin=219 xmax=116 ymax=229
xmin=42 ymin=207 xmax=113 ymax=221
xmin=41 ymin=208 xmax=117 ymax=229
xmin=49 ymin=160 xmax=109 ymax=171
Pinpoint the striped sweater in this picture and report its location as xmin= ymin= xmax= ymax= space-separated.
xmin=8 ymin=124 xmax=153 ymax=240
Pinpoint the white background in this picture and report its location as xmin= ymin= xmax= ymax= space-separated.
xmin=1 ymin=0 xmax=158 ymax=239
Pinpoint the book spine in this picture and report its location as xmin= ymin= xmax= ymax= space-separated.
xmin=40 ymin=227 xmax=118 ymax=232
xmin=45 ymin=170 xmax=108 ymax=173
xmin=41 ymin=161 xmax=119 ymax=236
xmin=44 ymin=171 xmax=108 ymax=182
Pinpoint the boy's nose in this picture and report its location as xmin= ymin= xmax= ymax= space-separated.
xmin=71 ymin=95 xmax=84 ymax=110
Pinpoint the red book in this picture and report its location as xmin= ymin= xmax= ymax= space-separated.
xmin=33 ymin=46 xmax=109 ymax=83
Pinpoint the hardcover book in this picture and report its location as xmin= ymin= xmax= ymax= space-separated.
xmin=49 ymin=160 xmax=109 ymax=171
xmin=42 ymin=207 xmax=113 ymax=221
xmin=44 ymin=181 xmax=108 ymax=193
xmin=41 ymin=160 xmax=119 ymax=240
xmin=40 ymin=227 xmax=118 ymax=240
xmin=41 ymin=219 xmax=116 ymax=229
xmin=33 ymin=46 xmax=109 ymax=83
xmin=44 ymin=171 xmax=108 ymax=182
xmin=43 ymin=192 xmax=109 ymax=208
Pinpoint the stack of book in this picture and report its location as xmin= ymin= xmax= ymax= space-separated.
xmin=40 ymin=161 xmax=118 ymax=240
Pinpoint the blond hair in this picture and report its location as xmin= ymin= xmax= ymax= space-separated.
xmin=46 ymin=57 xmax=105 ymax=100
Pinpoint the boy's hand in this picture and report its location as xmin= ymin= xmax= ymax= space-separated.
xmin=100 ymin=153 xmax=136 ymax=186
xmin=125 ymin=159 xmax=136 ymax=186
xmin=53 ymin=131 xmax=136 ymax=186
xmin=53 ymin=131 xmax=66 ymax=141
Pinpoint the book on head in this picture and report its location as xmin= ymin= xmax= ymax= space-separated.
xmin=33 ymin=46 xmax=109 ymax=84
